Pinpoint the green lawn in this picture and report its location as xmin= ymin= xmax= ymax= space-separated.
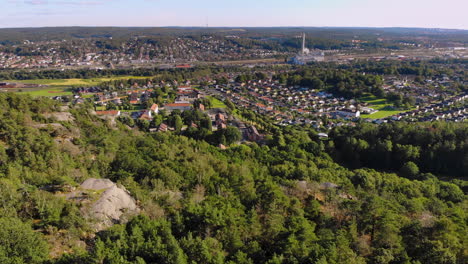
xmin=4 ymin=75 xmax=159 ymax=97
xmin=207 ymin=96 xmax=226 ymax=108
xmin=6 ymin=76 xmax=154 ymax=87
xmin=359 ymin=94 xmax=408 ymax=119
xmin=361 ymin=107 xmax=405 ymax=119
xmin=6 ymin=79 xmax=98 ymax=86
xmin=361 ymin=95 xmax=387 ymax=105
xmin=22 ymin=88 xmax=73 ymax=97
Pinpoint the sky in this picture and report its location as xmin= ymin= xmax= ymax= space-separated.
xmin=0 ymin=0 xmax=467 ymax=29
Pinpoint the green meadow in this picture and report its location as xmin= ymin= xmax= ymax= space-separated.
xmin=207 ymin=96 xmax=227 ymax=108
xmin=3 ymin=76 xmax=155 ymax=97
xmin=22 ymin=88 xmax=74 ymax=97
xmin=359 ymin=94 xmax=408 ymax=119
xmin=6 ymin=76 xmax=153 ymax=87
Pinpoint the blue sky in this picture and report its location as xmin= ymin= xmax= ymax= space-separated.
xmin=1 ymin=0 xmax=467 ymax=29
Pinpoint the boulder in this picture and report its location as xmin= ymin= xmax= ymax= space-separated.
xmin=78 ymin=178 xmax=139 ymax=231
xmin=81 ymin=178 xmax=115 ymax=190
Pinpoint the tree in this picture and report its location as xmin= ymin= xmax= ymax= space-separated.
xmin=106 ymin=102 xmax=117 ymax=110
xmin=174 ymin=115 xmax=183 ymax=132
xmin=144 ymin=98 xmax=155 ymax=109
xmin=225 ymin=99 xmax=235 ymax=110
xmin=151 ymin=114 xmax=163 ymax=127
xmin=0 ymin=217 xmax=48 ymax=264
xmin=216 ymin=77 xmax=228 ymax=85
xmin=118 ymin=115 xmax=135 ymax=127
xmin=224 ymin=126 xmax=242 ymax=145
xmin=255 ymin=72 xmax=267 ymax=80
xmin=272 ymin=131 xmax=286 ymax=148
xmin=200 ymin=117 xmax=212 ymax=131
xmin=181 ymin=235 xmax=225 ymax=264
xmin=400 ymin=161 xmax=420 ymax=179
xmin=137 ymin=119 xmax=150 ymax=131
xmin=94 ymin=216 xmax=187 ymax=264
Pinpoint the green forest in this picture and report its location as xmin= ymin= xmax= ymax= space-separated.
xmin=0 ymin=93 xmax=466 ymax=264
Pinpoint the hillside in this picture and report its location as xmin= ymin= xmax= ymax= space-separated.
xmin=0 ymin=93 xmax=465 ymax=264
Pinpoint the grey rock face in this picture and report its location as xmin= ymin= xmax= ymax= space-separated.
xmin=78 ymin=178 xmax=139 ymax=231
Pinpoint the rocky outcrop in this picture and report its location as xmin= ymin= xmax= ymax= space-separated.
xmin=73 ymin=178 xmax=139 ymax=231
xmin=80 ymin=178 xmax=115 ymax=190
xmin=43 ymin=112 xmax=75 ymax=122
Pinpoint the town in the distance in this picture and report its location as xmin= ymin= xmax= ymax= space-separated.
xmin=1 ymin=27 xmax=466 ymax=144
xmin=0 ymin=25 xmax=466 ymax=264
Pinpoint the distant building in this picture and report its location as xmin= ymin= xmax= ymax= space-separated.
xmin=318 ymin=133 xmax=329 ymax=139
xmin=177 ymin=86 xmax=193 ymax=92
xmin=177 ymin=90 xmax=201 ymax=101
xmin=361 ymin=107 xmax=378 ymax=115
xmin=164 ymin=103 xmax=192 ymax=111
xmin=217 ymin=123 xmax=227 ymax=130
xmin=290 ymin=33 xmax=325 ymax=65
xmin=95 ymin=110 xmax=121 ymax=117
xmin=139 ymin=110 xmax=152 ymax=120
xmin=333 ymin=110 xmax=360 ymax=118
xmin=215 ymin=113 xmax=226 ymax=128
xmin=175 ymin=64 xmax=192 ymax=69
xmin=150 ymin=104 xmax=159 ymax=114
xmin=158 ymin=123 xmax=168 ymax=132
xmin=215 ymin=113 xmax=226 ymax=122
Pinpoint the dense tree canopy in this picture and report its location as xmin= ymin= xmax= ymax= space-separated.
xmin=0 ymin=93 xmax=464 ymax=264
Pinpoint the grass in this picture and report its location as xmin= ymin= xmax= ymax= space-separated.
xmin=22 ymin=88 xmax=73 ymax=97
xmin=3 ymin=75 xmax=157 ymax=97
xmin=359 ymin=94 xmax=408 ymax=119
xmin=6 ymin=79 xmax=92 ymax=86
xmin=6 ymin=76 xmax=154 ymax=87
xmin=207 ymin=96 xmax=226 ymax=108
xmin=361 ymin=107 xmax=405 ymax=119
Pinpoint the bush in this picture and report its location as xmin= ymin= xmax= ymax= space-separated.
xmin=0 ymin=217 xmax=48 ymax=264
xmin=400 ymin=162 xmax=420 ymax=179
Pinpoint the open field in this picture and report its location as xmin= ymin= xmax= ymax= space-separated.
xmin=1 ymin=85 xmax=73 ymax=97
xmin=360 ymin=94 xmax=408 ymax=119
xmin=5 ymin=79 xmax=92 ymax=86
xmin=1 ymin=76 xmax=158 ymax=97
xmin=21 ymin=87 xmax=73 ymax=97
xmin=361 ymin=107 xmax=405 ymax=119
xmin=207 ymin=96 xmax=226 ymax=108
xmin=5 ymin=76 xmax=155 ymax=87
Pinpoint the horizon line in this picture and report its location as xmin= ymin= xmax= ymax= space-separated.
xmin=0 ymin=26 xmax=466 ymax=31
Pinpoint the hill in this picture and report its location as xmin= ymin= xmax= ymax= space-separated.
xmin=0 ymin=93 xmax=465 ymax=263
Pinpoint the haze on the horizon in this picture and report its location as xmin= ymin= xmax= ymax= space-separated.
xmin=1 ymin=0 xmax=467 ymax=30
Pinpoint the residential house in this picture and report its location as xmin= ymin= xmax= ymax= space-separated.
xmin=95 ymin=110 xmax=121 ymax=117
xmin=150 ymin=104 xmax=159 ymax=114
xmin=165 ymin=103 xmax=192 ymax=111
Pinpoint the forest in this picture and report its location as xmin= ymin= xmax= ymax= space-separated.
xmin=0 ymin=65 xmax=257 ymax=81
xmin=329 ymin=122 xmax=468 ymax=178
xmin=0 ymin=92 xmax=465 ymax=264
xmin=1 ymin=27 xmax=465 ymax=47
